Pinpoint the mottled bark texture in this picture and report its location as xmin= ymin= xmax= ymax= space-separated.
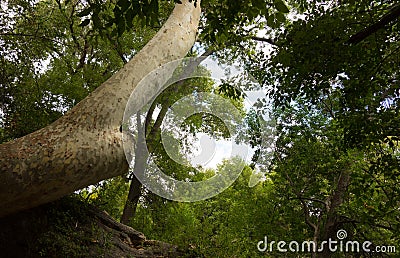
xmin=0 ymin=0 xmax=201 ymax=218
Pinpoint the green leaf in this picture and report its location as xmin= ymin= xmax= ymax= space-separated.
xmin=79 ymin=19 xmax=90 ymax=27
xmin=252 ymin=0 xmax=265 ymax=10
xmin=77 ymin=7 xmax=92 ymax=17
xmin=276 ymin=12 xmax=286 ymax=22
xmin=149 ymin=0 xmax=159 ymax=25
xmin=274 ymin=0 xmax=289 ymax=13
xmin=117 ymin=0 xmax=131 ymax=12
xmin=267 ymin=15 xmax=276 ymax=28
xmin=92 ymin=14 xmax=102 ymax=29
xmin=125 ymin=8 xmax=135 ymax=26
xmin=117 ymin=18 xmax=126 ymax=36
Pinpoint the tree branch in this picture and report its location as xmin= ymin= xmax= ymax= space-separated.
xmin=251 ymin=36 xmax=279 ymax=46
xmin=347 ymin=3 xmax=400 ymax=45
xmin=0 ymin=32 xmax=63 ymax=45
xmin=0 ymin=0 xmax=202 ymax=217
xmin=289 ymin=197 xmax=327 ymax=209
xmin=299 ymin=198 xmax=318 ymax=231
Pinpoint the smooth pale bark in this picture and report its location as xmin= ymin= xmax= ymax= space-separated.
xmin=0 ymin=0 xmax=201 ymax=218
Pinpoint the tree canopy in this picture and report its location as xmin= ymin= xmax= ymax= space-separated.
xmin=1 ymin=0 xmax=399 ymax=257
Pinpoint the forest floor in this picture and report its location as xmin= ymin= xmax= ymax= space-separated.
xmin=0 ymin=196 xmax=187 ymax=257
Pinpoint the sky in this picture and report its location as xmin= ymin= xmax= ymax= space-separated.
xmin=168 ymin=56 xmax=273 ymax=170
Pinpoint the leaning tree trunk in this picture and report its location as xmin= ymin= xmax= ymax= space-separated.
xmin=119 ymin=50 xmax=214 ymax=224
xmin=0 ymin=0 xmax=201 ymax=218
xmin=120 ymin=113 xmax=147 ymax=225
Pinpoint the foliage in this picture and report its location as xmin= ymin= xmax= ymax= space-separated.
xmin=0 ymin=0 xmax=158 ymax=142
xmin=36 ymin=197 xmax=95 ymax=257
xmin=130 ymin=166 xmax=289 ymax=257
xmin=266 ymin=0 xmax=400 ymax=148
xmin=79 ymin=0 xmax=292 ymax=52
xmin=79 ymin=177 xmax=130 ymax=219
xmin=2 ymin=0 xmax=400 ymax=257
xmin=261 ymin=0 xmax=400 ymax=254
